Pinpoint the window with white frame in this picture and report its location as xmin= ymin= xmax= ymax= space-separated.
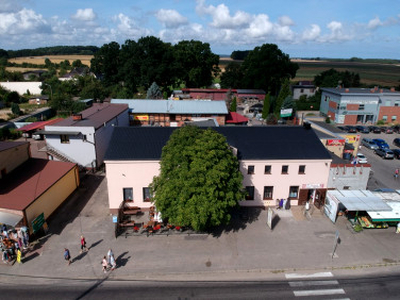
xmin=289 ymin=186 xmax=299 ymax=199
xmin=143 ymin=187 xmax=151 ymax=202
xmin=245 ymin=186 xmax=255 ymax=200
xmin=263 ymin=186 xmax=273 ymax=200
xmin=282 ymin=165 xmax=288 ymax=174
xmin=247 ymin=165 xmax=255 ymax=175
xmin=123 ymin=188 xmax=133 ymax=201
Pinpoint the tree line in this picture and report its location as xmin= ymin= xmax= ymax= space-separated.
xmin=0 ymin=46 xmax=99 ymax=59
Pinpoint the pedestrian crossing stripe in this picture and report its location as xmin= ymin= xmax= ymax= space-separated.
xmin=289 ymin=280 xmax=339 ymax=287
xmin=285 ymin=272 xmax=333 ymax=279
xmin=293 ymin=288 xmax=345 ymax=297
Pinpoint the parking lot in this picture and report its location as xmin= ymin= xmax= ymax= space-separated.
xmin=357 ymin=131 xmax=400 ymax=190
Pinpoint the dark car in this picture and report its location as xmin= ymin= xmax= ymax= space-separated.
xmin=356 ymin=125 xmax=370 ymax=133
xmin=368 ymin=126 xmax=381 ymax=133
xmin=392 ymin=149 xmax=400 ymax=159
xmin=337 ymin=126 xmax=346 ymax=131
xmin=393 ymin=138 xmax=400 ymax=147
xmin=373 ymin=138 xmax=389 ymax=149
xmin=392 ymin=125 xmax=400 ymax=133
xmin=375 ymin=148 xmax=394 ymax=159
xmin=380 ymin=126 xmax=394 ymax=134
xmin=344 ymin=125 xmax=357 ymax=133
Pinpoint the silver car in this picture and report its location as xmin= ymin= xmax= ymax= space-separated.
xmin=375 ymin=148 xmax=394 ymax=159
xmin=362 ymin=138 xmax=378 ymax=150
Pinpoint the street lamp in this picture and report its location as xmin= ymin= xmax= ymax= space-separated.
xmin=44 ymin=83 xmax=52 ymax=101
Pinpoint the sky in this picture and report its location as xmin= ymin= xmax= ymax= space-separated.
xmin=1 ymin=0 xmax=400 ymax=59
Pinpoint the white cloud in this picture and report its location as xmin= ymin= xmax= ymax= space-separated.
xmin=156 ymin=9 xmax=188 ymax=28
xmin=245 ymin=14 xmax=273 ymax=38
xmin=278 ymin=16 xmax=294 ymax=27
xmin=0 ymin=8 xmax=49 ymax=35
xmin=113 ymin=13 xmax=152 ymax=37
xmin=302 ymin=24 xmax=321 ymax=41
xmin=71 ymin=8 xmax=97 ymax=22
xmin=367 ymin=17 xmax=383 ymax=29
xmin=196 ymin=0 xmax=250 ymax=29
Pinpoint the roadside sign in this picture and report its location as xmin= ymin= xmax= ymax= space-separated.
xmin=32 ymin=213 xmax=45 ymax=233
xmin=280 ymin=108 xmax=293 ymax=118
xmin=112 ymin=215 xmax=118 ymax=223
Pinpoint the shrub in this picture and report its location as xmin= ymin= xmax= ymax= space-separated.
xmin=377 ymin=120 xmax=385 ymax=125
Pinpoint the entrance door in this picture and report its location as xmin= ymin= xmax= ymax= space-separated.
xmin=314 ymin=189 xmax=326 ymax=209
xmin=298 ymin=189 xmax=309 ymax=206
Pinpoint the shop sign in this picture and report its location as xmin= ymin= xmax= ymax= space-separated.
xmin=301 ymin=183 xmax=324 ymax=189
xmin=345 ymin=135 xmax=357 ymax=144
xmin=32 ymin=213 xmax=45 ymax=233
xmin=134 ymin=114 xmax=149 ymax=121
xmin=280 ymin=108 xmax=293 ymax=118
xmin=326 ymin=139 xmax=345 ymax=146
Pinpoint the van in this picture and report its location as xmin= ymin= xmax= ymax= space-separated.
xmin=361 ymin=138 xmax=378 ymax=150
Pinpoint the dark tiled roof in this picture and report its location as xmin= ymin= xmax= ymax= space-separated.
xmin=0 ymin=141 xmax=29 ymax=152
xmin=47 ymin=103 xmax=128 ymax=129
xmin=0 ymin=159 xmax=76 ymax=211
xmin=105 ymin=126 xmax=331 ymax=161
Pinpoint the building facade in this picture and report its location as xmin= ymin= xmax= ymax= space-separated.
xmin=104 ymin=126 xmax=332 ymax=216
xmin=320 ymin=87 xmax=400 ymax=125
xmin=110 ymin=99 xmax=228 ymax=127
xmin=42 ymin=103 xmax=129 ymax=169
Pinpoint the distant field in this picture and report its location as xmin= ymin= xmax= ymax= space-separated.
xmin=8 ymin=55 xmax=93 ymax=66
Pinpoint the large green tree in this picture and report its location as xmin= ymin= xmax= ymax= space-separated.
xmin=220 ymin=62 xmax=244 ymax=88
xmin=150 ymin=126 xmax=244 ymax=231
xmin=173 ymin=40 xmax=220 ymax=87
xmin=274 ymin=79 xmax=291 ymax=116
xmin=314 ymin=68 xmax=360 ymax=88
xmin=90 ymin=41 xmax=121 ymax=86
xmin=261 ymin=93 xmax=270 ymax=119
xmin=240 ymin=44 xmax=298 ymax=95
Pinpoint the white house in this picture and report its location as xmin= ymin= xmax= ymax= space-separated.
xmin=41 ymin=103 xmax=129 ymax=169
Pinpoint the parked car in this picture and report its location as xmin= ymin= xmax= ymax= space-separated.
xmin=375 ymin=148 xmax=394 ymax=159
xmin=391 ymin=149 xmax=400 ymax=159
xmin=337 ymin=126 xmax=346 ymax=131
xmin=361 ymin=138 xmax=379 ymax=150
xmin=392 ymin=125 xmax=400 ymax=133
xmin=344 ymin=125 xmax=357 ymax=133
xmin=393 ymin=138 xmax=400 ymax=148
xmin=356 ymin=153 xmax=368 ymax=164
xmin=356 ymin=125 xmax=370 ymax=133
xmin=372 ymin=138 xmax=389 ymax=149
xmin=380 ymin=126 xmax=394 ymax=134
xmin=368 ymin=126 xmax=381 ymax=133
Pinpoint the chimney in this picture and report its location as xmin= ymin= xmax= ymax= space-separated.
xmin=72 ymin=113 xmax=83 ymax=121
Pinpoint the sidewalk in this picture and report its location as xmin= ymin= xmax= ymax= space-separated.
xmin=1 ymin=173 xmax=399 ymax=281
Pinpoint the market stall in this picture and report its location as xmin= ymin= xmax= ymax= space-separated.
xmin=324 ymin=190 xmax=392 ymax=229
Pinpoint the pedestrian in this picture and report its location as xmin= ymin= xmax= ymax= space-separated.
xmin=80 ymin=235 xmax=88 ymax=253
xmin=109 ymin=253 xmax=117 ymax=271
xmin=107 ymin=249 xmax=114 ymax=265
xmin=102 ymin=256 xmax=108 ymax=273
xmin=396 ymin=222 xmax=400 ymax=234
xmin=395 ymin=169 xmax=399 ymax=179
xmin=64 ymin=248 xmax=71 ymax=265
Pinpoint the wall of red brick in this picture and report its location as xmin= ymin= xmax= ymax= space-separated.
xmin=344 ymin=115 xmax=357 ymax=124
xmin=378 ymin=106 xmax=400 ymax=123
xmin=347 ymin=104 xmax=359 ymax=110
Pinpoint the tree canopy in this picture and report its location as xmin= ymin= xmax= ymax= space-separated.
xmin=150 ymin=126 xmax=244 ymax=231
xmin=314 ymin=68 xmax=361 ymax=88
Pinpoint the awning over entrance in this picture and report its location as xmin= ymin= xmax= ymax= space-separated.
xmin=329 ymin=190 xmax=392 ymax=211
xmin=0 ymin=211 xmax=23 ymax=227
xmin=367 ymin=201 xmax=400 ymax=222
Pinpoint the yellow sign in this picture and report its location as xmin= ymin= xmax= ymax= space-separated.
xmin=134 ymin=114 xmax=149 ymax=121
xmin=17 ymin=249 xmax=21 ymax=263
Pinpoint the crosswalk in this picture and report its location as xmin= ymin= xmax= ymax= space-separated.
xmin=285 ymin=272 xmax=349 ymax=299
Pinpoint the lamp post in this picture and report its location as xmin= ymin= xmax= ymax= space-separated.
xmin=44 ymin=83 xmax=52 ymax=101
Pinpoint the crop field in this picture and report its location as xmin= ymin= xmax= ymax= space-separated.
xmin=8 ymin=55 xmax=93 ymax=66
xmin=293 ymin=60 xmax=400 ymax=87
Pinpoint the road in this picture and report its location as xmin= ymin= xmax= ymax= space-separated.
xmin=1 ymin=271 xmax=400 ymax=299
xmin=358 ymin=132 xmax=400 ymax=190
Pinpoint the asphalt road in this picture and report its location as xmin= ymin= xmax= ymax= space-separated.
xmin=1 ymin=272 xmax=400 ymax=300
xmin=359 ymin=132 xmax=400 ymax=190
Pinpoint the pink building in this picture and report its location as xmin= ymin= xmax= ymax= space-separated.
xmin=179 ymin=88 xmax=266 ymax=102
xmin=104 ymin=126 xmax=332 ymax=216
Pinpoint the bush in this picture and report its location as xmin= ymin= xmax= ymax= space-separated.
xmin=377 ymin=120 xmax=385 ymax=125
xmin=325 ymin=117 xmax=331 ymax=123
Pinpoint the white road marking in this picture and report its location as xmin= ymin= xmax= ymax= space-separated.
xmin=293 ymin=288 xmax=345 ymax=297
xmin=285 ymin=272 xmax=334 ymax=279
xmin=289 ymin=280 xmax=339 ymax=287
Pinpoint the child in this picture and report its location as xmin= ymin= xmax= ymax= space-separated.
xmin=64 ymin=248 xmax=71 ymax=265
xmin=80 ymin=235 xmax=88 ymax=253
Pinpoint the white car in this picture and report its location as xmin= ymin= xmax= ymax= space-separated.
xmin=356 ymin=153 xmax=368 ymax=164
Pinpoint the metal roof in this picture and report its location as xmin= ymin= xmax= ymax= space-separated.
xmin=328 ymin=190 xmax=392 ymax=211
xmin=0 ymin=211 xmax=23 ymax=227
xmin=321 ymin=87 xmax=400 ymax=96
xmin=367 ymin=201 xmax=400 ymax=222
xmin=110 ymin=99 xmax=228 ymax=115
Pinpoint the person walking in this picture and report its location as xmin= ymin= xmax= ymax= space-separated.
xmin=101 ymin=256 xmax=108 ymax=273
xmin=80 ymin=235 xmax=88 ymax=253
xmin=395 ymin=169 xmax=399 ymax=179
xmin=64 ymin=248 xmax=71 ymax=265
xmin=107 ymin=249 xmax=114 ymax=265
xmin=396 ymin=222 xmax=400 ymax=234
xmin=109 ymin=253 xmax=117 ymax=271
